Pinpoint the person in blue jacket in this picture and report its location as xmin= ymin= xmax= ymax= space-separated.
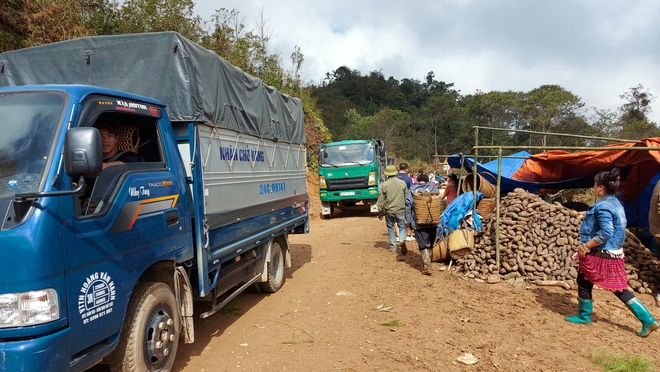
xmin=405 ymin=173 xmax=439 ymax=275
xmin=566 ymin=168 xmax=659 ymax=337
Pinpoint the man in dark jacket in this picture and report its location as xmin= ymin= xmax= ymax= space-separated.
xmin=405 ymin=173 xmax=439 ymax=275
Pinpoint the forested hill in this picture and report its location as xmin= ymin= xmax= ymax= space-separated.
xmin=312 ymin=66 xmax=660 ymax=162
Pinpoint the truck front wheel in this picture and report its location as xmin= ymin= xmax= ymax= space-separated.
xmin=261 ymin=242 xmax=285 ymax=293
xmin=110 ymin=282 xmax=180 ymax=372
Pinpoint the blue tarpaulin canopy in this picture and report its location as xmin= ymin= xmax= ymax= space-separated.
xmin=447 ymin=151 xmax=596 ymax=194
xmin=446 ymin=151 xmax=659 ymax=229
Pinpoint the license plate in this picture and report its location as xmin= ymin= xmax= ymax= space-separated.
xmin=340 ymin=191 xmax=355 ymax=196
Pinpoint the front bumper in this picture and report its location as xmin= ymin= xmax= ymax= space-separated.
xmin=0 ymin=327 xmax=70 ymax=371
xmin=319 ymin=188 xmax=378 ymax=202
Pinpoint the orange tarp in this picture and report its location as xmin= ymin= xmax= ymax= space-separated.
xmin=511 ymin=137 xmax=660 ymax=203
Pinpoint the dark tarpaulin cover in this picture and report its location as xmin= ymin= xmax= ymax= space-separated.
xmin=0 ymin=32 xmax=305 ymax=144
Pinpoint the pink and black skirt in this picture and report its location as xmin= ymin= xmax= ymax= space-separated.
xmin=579 ymin=249 xmax=629 ymax=292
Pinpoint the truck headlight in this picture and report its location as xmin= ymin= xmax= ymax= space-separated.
xmin=319 ymin=176 xmax=327 ymax=189
xmin=368 ymin=172 xmax=376 ymax=186
xmin=0 ymin=288 xmax=59 ymax=328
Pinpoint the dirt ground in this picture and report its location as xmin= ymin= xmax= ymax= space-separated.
xmin=98 ymin=175 xmax=660 ymax=371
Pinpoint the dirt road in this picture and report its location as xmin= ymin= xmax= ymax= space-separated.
xmin=164 ymin=209 xmax=660 ymax=371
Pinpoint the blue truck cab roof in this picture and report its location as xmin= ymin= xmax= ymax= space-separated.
xmin=0 ymin=84 xmax=167 ymax=108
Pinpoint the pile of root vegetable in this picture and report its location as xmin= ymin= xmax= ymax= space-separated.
xmin=455 ymin=188 xmax=660 ymax=294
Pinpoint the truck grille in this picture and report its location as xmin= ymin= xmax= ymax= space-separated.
xmin=326 ymin=176 xmax=369 ymax=190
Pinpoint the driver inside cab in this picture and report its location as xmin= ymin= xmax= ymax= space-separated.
xmin=97 ymin=123 xmax=140 ymax=168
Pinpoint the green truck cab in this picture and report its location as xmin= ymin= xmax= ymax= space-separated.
xmin=318 ymin=140 xmax=386 ymax=218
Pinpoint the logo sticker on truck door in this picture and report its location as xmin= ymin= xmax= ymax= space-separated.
xmin=78 ymin=272 xmax=116 ymax=325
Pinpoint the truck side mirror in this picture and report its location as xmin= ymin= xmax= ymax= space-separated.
xmin=64 ymin=127 xmax=103 ymax=178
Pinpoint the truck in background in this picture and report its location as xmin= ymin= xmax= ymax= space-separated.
xmin=0 ymin=32 xmax=308 ymax=371
xmin=318 ymin=139 xmax=386 ymax=218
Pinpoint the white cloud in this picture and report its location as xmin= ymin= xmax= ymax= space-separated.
xmin=195 ymin=0 xmax=660 ymax=123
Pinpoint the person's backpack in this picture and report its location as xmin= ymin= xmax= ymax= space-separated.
xmin=413 ymin=190 xmax=441 ymax=225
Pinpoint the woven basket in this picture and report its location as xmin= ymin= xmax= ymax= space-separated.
xmin=448 ymin=228 xmax=474 ymax=259
xmin=413 ymin=191 xmax=441 ymax=225
xmin=477 ymin=197 xmax=496 ymax=217
xmin=431 ymin=238 xmax=450 ymax=262
xmin=114 ymin=124 xmax=140 ymax=153
xmin=461 ymin=173 xmax=496 ymax=198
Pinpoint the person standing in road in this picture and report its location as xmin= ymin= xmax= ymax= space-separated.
xmin=396 ymin=163 xmax=414 ymax=242
xmin=405 ymin=173 xmax=439 ymax=275
xmin=566 ymin=168 xmax=659 ymax=337
xmin=378 ymin=165 xmax=408 ymax=253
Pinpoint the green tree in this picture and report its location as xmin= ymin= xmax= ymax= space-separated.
xmin=617 ymin=84 xmax=660 ymax=139
xmin=343 ymin=108 xmax=372 ymax=140
xmin=369 ymin=108 xmax=409 ymax=155
xmin=457 ymin=91 xmax=519 ymax=155
xmin=117 ymin=0 xmax=204 ymax=42
xmin=517 ymin=85 xmax=586 ymax=147
xmin=590 ymin=107 xmax=621 ymax=139
xmin=0 ymin=0 xmax=28 ymax=51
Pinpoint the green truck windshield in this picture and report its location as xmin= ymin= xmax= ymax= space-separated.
xmin=319 ymin=143 xmax=374 ymax=167
xmin=0 ymin=91 xmax=65 ymax=198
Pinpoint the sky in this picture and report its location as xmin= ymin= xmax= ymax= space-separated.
xmin=194 ymin=0 xmax=660 ymax=123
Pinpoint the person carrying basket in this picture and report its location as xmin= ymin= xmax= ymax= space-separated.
xmin=405 ymin=173 xmax=440 ymax=275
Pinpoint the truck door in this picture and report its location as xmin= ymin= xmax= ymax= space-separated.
xmin=59 ymin=96 xmax=190 ymax=357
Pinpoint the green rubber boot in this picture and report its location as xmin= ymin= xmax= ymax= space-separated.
xmin=565 ymin=298 xmax=592 ymax=324
xmin=625 ymin=298 xmax=660 ymax=337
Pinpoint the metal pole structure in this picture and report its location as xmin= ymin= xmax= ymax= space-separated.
xmin=434 ymin=121 xmax=438 ymax=158
xmin=472 ymin=126 xmax=639 ymax=144
xmin=473 ymin=127 xmax=479 ymax=215
xmin=495 ymin=147 xmax=503 ymax=270
xmin=474 ymin=145 xmax=660 ymax=152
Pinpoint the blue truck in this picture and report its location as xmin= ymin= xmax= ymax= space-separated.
xmin=0 ymin=32 xmax=309 ymax=371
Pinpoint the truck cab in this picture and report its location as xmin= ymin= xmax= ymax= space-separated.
xmin=0 ymin=86 xmax=194 ymax=371
xmin=318 ymin=139 xmax=386 ymax=218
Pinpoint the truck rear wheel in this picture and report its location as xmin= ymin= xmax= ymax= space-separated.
xmin=261 ymin=242 xmax=284 ymax=293
xmin=109 ymin=282 xmax=180 ymax=372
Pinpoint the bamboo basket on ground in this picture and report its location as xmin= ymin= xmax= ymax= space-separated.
xmin=413 ymin=191 xmax=441 ymax=225
xmin=461 ymin=173 xmax=496 ymax=198
xmin=476 ymin=197 xmax=496 ymax=217
xmin=432 ymin=237 xmax=450 ymax=262
xmin=448 ymin=228 xmax=474 ymax=259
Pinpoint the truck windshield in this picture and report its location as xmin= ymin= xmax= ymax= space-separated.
xmin=0 ymin=91 xmax=65 ymax=199
xmin=320 ymin=143 xmax=374 ymax=167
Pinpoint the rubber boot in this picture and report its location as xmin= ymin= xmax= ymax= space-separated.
xmin=565 ymin=298 xmax=592 ymax=324
xmin=421 ymin=249 xmax=432 ymax=276
xmin=625 ymin=298 xmax=660 ymax=337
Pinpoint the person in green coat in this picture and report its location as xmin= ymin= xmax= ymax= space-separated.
xmin=378 ymin=165 xmax=408 ymax=253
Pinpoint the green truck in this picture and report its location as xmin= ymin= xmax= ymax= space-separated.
xmin=318 ymin=139 xmax=386 ymax=218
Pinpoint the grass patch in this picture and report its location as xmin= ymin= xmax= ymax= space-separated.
xmin=218 ymin=303 xmax=243 ymax=317
xmin=379 ymin=320 xmax=402 ymax=327
xmin=593 ymin=348 xmax=656 ymax=372
xmin=281 ymin=340 xmax=298 ymax=345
